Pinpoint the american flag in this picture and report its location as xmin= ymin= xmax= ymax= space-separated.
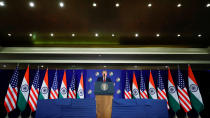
xmin=139 ymin=71 xmax=148 ymax=99
xmin=29 ymin=69 xmax=40 ymax=112
xmin=4 ymin=66 xmax=19 ymax=112
xmin=68 ymin=70 xmax=76 ymax=99
xmin=50 ymin=70 xmax=58 ymax=99
xmin=124 ymin=72 xmax=132 ymax=99
xmin=157 ymin=70 xmax=170 ymax=109
xmin=177 ymin=68 xmax=192 ymax=112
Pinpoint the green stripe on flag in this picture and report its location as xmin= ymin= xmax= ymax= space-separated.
xmin=168 ymin=93 xmax=180 ymax=112
xmin=38 ymin=93 xmax=45 ymax=100
xmin=190 ymin=91 xmax=204 ymax=112
xmin=17 ymin=92 xmax=27 ymax=112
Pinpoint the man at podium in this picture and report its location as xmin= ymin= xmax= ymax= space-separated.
xmin=97 ymin=71 xmax=112 ymax=82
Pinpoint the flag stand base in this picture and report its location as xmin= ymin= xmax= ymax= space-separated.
xmin=5 ymin=113 xmax=9 ymax=118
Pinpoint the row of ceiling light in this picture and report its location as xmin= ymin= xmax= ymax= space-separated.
xmin=6 ymin=33 xmax=203 ymax=38
xmin=0 ymin=1 xmax=210 ymax=8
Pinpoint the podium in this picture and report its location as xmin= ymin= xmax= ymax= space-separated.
xmin=94 ymin=82 xmax=114 ymax=118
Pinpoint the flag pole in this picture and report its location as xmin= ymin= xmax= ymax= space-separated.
xmin=185 ymin=112 xmax=189 ymax=118
xmin=5 ymin=113 xmax=9 ymax=118
xmin=18 ymin=112 xmax=22 ymax=118
xmin=174 ymin=112 xmax=178 ymax=118
xmin=198 ymin=112 xmax=201 ymax=118
xmin=29 ymin=110 xmax=33 ymax=118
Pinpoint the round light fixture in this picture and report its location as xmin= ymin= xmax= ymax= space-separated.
xmin=95 ymin=33 xmax=99 ymax=37
xmin=29 ymin=1 xmax=35 ymax=8
xmin=0 ymin=1 xmax=5 ymax=7
xmin=59 ymin=2 xmax=64 ymax=8
xmin=135 ymin=33 xmax=139 ymax=37
xmin=93 ymin=2 xmax=97 ymax=7
xmin=112 ymin=34 xmax=115 ymax=37
xmin=115 ymin=3 xmax=120 ymax=8
xmin=148 ymin=3 xmax=152 ymax=7
xmin=177 ymin=34 xmax=181 ymax=37
xmin=206 ymin=3 xmax=210 ymax=7
xmin=156 ymin=33 xmax=160 ymax=37
xmin=29 ymin=33 xmax=33 ymax=37
xmin=177 ymin=3 xmax=182 ymax=7
xmin=72 ymin=33 xmax=75 ymax=37
xmin=50 ymin=33 xmax=54 ymax=37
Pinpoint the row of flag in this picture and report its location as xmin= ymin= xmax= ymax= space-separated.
xmin=4 ymin=66 xmax=85 ymax=113
xmin=124 ymin=65 xmax=204 ymax=114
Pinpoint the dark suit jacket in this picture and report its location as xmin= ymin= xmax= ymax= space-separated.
xmin=97 ymin=77 xmax=112 ymax=82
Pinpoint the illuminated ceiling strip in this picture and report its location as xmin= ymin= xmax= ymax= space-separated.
xmin=0 ymin=47 xmax=209 ymax=55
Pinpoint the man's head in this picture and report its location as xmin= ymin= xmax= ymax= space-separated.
xmin=102 ymin=71 xmax=107 ymax=77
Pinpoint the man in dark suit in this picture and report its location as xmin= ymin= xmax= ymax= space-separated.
xmin=97 ymin=71 xmax=112 ymax=82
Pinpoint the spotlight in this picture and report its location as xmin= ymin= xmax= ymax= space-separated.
xmin=135 ymin=33 xmax=139 ymax=37
xmin=29 ymin=1 xmax=35 ymax=8
xmin=206 ymin=3 xmax=210 ymax=7
xmin=115 ymin=3 xmax=120 ymax=8
xmin=95 ymin=33 xmax=99 ymax=37
xmin=148 ymin=3 xmax=152 ymax=7
xmin=72 ymin=33 xmax=75 ymax=37
xmin=8 ymin=33 xmax=11 ymax=37
xmin=198 ymin=34 xmax=202 ymax=37
xmin=92 ymin=2 xmax=97 ymax=7
xmin=50 ymin=33 xmax=54 ymax=37
xmin=177 ymin=3 xmax=182 ymax=7
xmin=59 ymin=2 xmax=64 ymax=8
xmin=112 ymin=34 xmax=115 ymax=37
xmin=177 ymin=34 xmax=181 ymax=37
xmin=0 ymin=1 xmax=5 ymax=7
xmin=29 ymin=33 xmax=33 ymax=37
xmin=156 ymin=33 xmax=160 ymax=37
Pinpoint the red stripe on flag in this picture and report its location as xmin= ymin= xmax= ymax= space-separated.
xmin=178 ymin=89 xmax=191 ymax=104
xmin=8 ymin=88 xmax=16 ymax=105
xmin=179 ymin=96 xmax=191 ymax=112
xmin=4 ymin=101 xmax=10 ymax=113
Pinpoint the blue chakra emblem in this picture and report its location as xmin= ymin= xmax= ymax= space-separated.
xmin=41 ymin=87 xmax=48 ymax=94
xmin=149 ymin=88 xmax=156 ymax=95
xmin=21 ymin=84 xmax=29 ymax=92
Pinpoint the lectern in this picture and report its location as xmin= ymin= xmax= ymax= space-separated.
xmin=94 ymin=82 xmax=114 ymax=118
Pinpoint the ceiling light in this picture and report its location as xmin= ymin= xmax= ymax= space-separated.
xmin=72 ymin=33 xmax=75 ymax=37
xmin=148 ymin=3 xmax=152 ymax=7
xmin=95 ymin=33 xmax=99 ymax=37
xmin=206 ymin=3 xmax=210 ymax=7
xmin=112 ymin=34 xmax=115 ymax=37
xmin=177 ymin=34 xmax=181 ymax=37
xmin=29 ymin=1 xmax=35 ymax=8
xmin=156 ymin=33 xmax=160 ymax=37
xmin=0 ymin=1 xmax=5 ymax=7
xmin=115 ymin=3 xmax=120 ymax=8
xmin=59 ymin=2 xmax=64 ymax=8
xmin=198 ymin=34 xmax=202 ymax=37
xmin=93 ymin=2 xmax=97 ymax=7
xmin=8 ymin=33 xmax=11 ymax=37
xmin=50 ymin=33 xmax=54 ymax=37
xmin=135 ymin=33 xmax=139 ymax=37
xmin=29 ymin=33 xmax=33 ymax=37
xmin=177 ymin=3 xmax=182 ymax=7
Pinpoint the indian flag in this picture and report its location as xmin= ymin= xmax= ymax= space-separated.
xmin=39 ymin=69 xmax=49 ymax=100
xmin=17 ymin=66 xmax=30 ymax=112
xmin=168 ymin=68 xmax=180 ymax=112
xmin=77 ymin=73 xmax=84 ymax=99
xmin=59 ymin=70 xmax=68 ymax=98
xmin=148 ymin=70 xmax=157 ymax=99
xmin=132 ymin=72 xmax=140 ymax=99
xmin=188 ymin=65 xmax=204 ymax=113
